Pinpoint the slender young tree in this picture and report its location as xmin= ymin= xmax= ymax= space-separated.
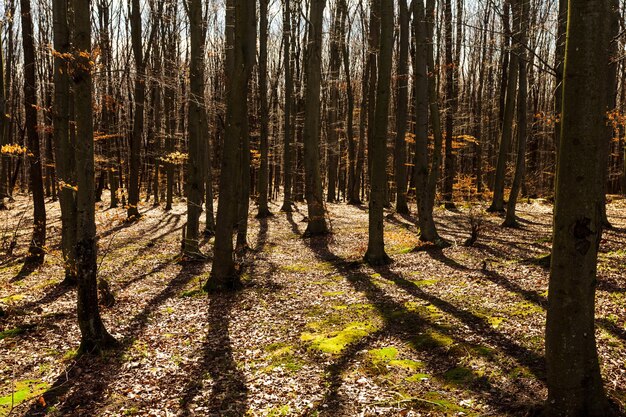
xmin=280 ymin=0 xmax=294 ymax=212
xmin=184 ymin=0 xmax=207 ymax=257
xmin=364 ymin=0 xmax=393 ymax=265
xmin=0 ymin=33 xmax=7 ymax=210
xmin=206 ymin=0 xmax=256 ymax=291
xmin=442 ymin=0 xmax=455 ymax=209
xmin=545 ymin=0 xmax=612 ymax=414
xmin=257 ymin=0 xmax=272 ymax=218
xmin=325 ymin=2 xmax=342 ymax=203
xmin=53 ymin=0 xmax=77 ymax=283
xmin=394 ymin=0 xmax=410 ymax=214
xmin=163 ymin=0 xmax=178 ymax=211
xmin=20 ymin=0 xmax=46 ymax=263
xmin=72 ymin=0 xmax=117 ymax=353
xmin=503 ymin=0 xmax=528 ymax=227
xmin=413 ymin=0 xmax=447 ymax=246
xmin=302 ymin=0 xmax=329 ymax=236
xmin=128 ymin=0 xmax=153 ymax=219
xmin=341 ymin=0 xmax=357 ymax=206
xmin=489 ymin=0 xmax=520 ymax=213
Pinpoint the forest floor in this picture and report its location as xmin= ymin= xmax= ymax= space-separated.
xmin=1 ymin=194 xmax=625 ymax=417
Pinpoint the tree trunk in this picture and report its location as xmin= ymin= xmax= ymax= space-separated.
xmin=326 ymin=3 xmax=343 ymax=203
xmin=0 ymin=30 xmax=7 ymax=209
xmin=72 ymin=0 xmax=117 ymax=354
xmin=341 ymin=0 xmax=356 ymax=207
xmin=257 ymin=0 xmax=272 ymax=218
xmin=206 ymin=0 xmax=256 ymax=291
xmin=184 ymin=0 xmax=207 ymax=257
xmin=53 ymin=0 xmax=78 ymax=284
xmin=128 ymin=0 xmax=147 ymax=219
xmin=488 ymin=1 xmax=520 ymax=213
xmin=414 ymin=0 xmax=447 ymax=246
xmin=394 ymin=0 xmax=410 ymax=214
xmin=545 ymin=1 xmax=611 ymax=414
xmin=280 ymin=0 xmax=294 ymax=212
xmin=20 ymin=0 xmax=46 ymax=263
xmin=302 ymin=0 xmax=329 ymax=236
xmin=504 ymin=0 xmax=528 ymax=228
xmin=164 ymin=1 xmax=178 ymax=211
xmin=442 ymin=0 xmax=455 ymax=209
xmin=364 ymin=0 xmax=393 ymax=265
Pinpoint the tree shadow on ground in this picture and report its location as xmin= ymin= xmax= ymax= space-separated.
xmin=9 ymin=281 xmax=73 ymax=314
xmin=10 ymin=258 xmax=40 ymax=283
xmin=305 ymin=235 xmax=545 ymax=416
xmin=24 ymin=261 xmax=204 ymax=416
xmin=178 ymin=293 xmax=248 ymax=417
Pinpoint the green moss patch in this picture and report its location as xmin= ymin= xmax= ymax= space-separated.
xmin=367 ymin=346 xmax=424 ymax=379
xmin=508 ymin=300 xmax=543 ymax=317
xmin=179 ymin=288 xmax=206 ymax=298
xmin=0 ymin=294 xmax=25 ymax=304
xmin=405 ymin=302 xmax=445 ymax=321
xmin=0 ymin=380 xmax=50 ymax=414
xmin=405 ymin=373 xmax=430 ymax=382
xmin=368 ymin=346 xmax=398 ymax=362
xmin=411 ymin=330 xmax=455 ymax=350
xmin=0 ymin=327 xmax=26 ymax=340
xmin=301 ymin=321 xmax=378 ymax=354
xmin=263 ymin=343 xmax=304 ymax=373
xmin=442 ymin=366 xmax=475 ymax=385
xmin=409 ymin=279 xmax=438 ymax=286
xmin=322 ymin=291 xmax=344 ymax=297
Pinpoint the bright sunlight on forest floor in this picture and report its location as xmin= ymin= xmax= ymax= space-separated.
xmin=1 ymin=196 xmax=625 ymax=416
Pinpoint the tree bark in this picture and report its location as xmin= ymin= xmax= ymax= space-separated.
xmin=488 ymin=0 xmax=520 ymax=213
xmin=442 ymin=0 xmax=455 ymax=209
xmin=545 ymin=1 xmax=611 ymax=414
xmin=302 ymin=0 xmax=329 ymax=236
xmin=206 ymin=0 xmax=256 ymax=291
xmin=413 ymin=0 xmax=447 ymax=246
xmin=20 ymin=0 xmax=47 ymax=263
xmin=326 ymin=3 xmax=343 ymax=203
xmin=72 ymin=0 xmax=117 ymax=354
xmin=503 ymin=0 xmax=528 ymax=228
xmin=364 ymin=0 xmax=393 ymax=265
xmin=257 ymin=0 xmax=272 ymax=218
xmin=184 ymin=0 xmax=207 ymax=257
xmin=0 ymin=31 xmax=6 ymax=209
xmin=53 ymin=0 xmax=78 ymax=283
xmin=280 ymin=0 xmax=294 ymax=212
xmin=394 ymin=0 xmax=410 ymax=214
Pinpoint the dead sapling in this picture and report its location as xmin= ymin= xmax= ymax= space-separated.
xmin=464 ymin=206 xmax=484 ymax=247
xmin=98 ymin=278 xmax=116 ymax=308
